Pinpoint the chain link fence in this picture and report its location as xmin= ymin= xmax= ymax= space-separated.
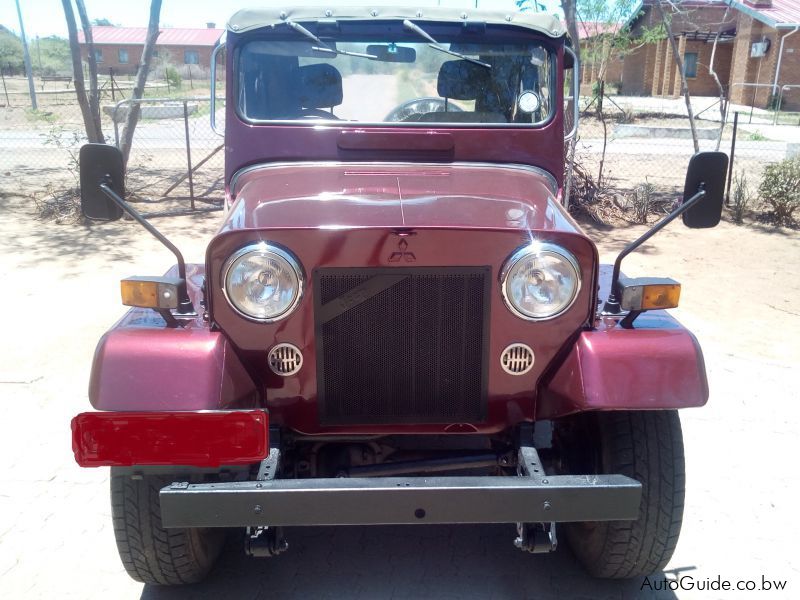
xmin=566 ymin=91 xmax=798 ymax=223
xmin=2 ymin=75 xmax=798 ymax=223
xmin=0 ymin=73 xmax=225 ymax=217
xmin=108 ymin=97 xmax=225 ymax=215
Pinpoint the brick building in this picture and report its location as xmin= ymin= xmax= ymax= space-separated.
xmin=578 ymin=21 xmax=626 ymax=92
xmin=621 ymin=0 xmax=800 ymax=110
xmin=77 ymin=25 xmax=223 ymax=76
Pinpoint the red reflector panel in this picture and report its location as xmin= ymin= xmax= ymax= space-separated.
xmin=71 ymin=411 xmax=269 ymax=467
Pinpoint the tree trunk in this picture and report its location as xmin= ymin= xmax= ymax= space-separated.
xmin=561 ymin=0 xmax=580 ymax=210
xmin=75 ymin=0 xmax=102 ymax=142
xmin=597 ymin=81 xmax=608 ymax=185
xmin=61 ymin=0 xmax=103 ymax=142
xmin=119 ymin=0 xmax=162 ymax=168
xmin=708 ymin=6 xmax=732 ymax=150
xmin=655 ymin=0 xmax=699 ymax=153
xmin=561 ymin=0 xmax=581 ymax=62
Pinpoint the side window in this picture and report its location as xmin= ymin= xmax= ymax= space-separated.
xmin=683 ymin=52 xmax=698 ymax=78
xmin=118 ymin=49 xmax=129 ymax=64
xmin=184 ymin=50 xmax=200 ymax=65
xmin=93 ymin=49 xmax=103 ymax=63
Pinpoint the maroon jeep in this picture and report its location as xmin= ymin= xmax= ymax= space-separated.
xmin=71 ymin=7 xmax=728 ymax=586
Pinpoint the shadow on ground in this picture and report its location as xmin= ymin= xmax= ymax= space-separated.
xmin=141 ymin=525 xmax=682 ymax=599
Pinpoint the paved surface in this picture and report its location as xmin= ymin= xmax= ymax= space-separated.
xmin=1 ymin=195 xmax=798 ymax=599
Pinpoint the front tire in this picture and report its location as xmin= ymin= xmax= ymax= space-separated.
xmin=562 ymin=411 xmax=685 ymax=579
xmin=110 ymin=472 xmax=224 ymax=585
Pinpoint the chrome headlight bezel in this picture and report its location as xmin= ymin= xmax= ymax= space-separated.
xmin=222 ymin=242 xmax=304 ymax=323
xmin=500 ymin=242 xmax=582 ymax=321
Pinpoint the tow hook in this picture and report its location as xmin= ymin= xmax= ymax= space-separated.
xmin=514 ymin=522 xmax=557 ymax=553
xmin=245 ymin=526 xmax=289 ymax=558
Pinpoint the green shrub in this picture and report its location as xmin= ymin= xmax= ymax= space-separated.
xmin=0 ymin=29 xmax=24 ymax=74
xmin=758 ymin=156 xmax=800 ymax=225
xmin=33 ymin=36 xmax=71 ymax=76
xmin=165 ymin=66 xmax=182 ymax=89
xmin=25 ymin=108 xmax=57 ymax=123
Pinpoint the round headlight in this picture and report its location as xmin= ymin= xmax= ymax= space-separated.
xmin=223 ymin=243 xmax=303 ymax=322
xmin=501 ymin=243 xmax=581 ymax=320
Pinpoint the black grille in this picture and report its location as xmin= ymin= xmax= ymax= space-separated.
xmin=314 ymin=267 xmax=490 ymax=425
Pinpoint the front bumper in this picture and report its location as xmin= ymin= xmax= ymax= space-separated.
xmin=160 ymin=468 xmax=641 ymax=528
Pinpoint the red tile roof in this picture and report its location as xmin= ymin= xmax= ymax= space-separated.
xmin=78 ymin=26 xmax=223 ymax=47
xmin=736 ymin=0 xmax=800 ymax=27
xmin=577 ymin=21 xmax=624 ymax=38
xmin=639 ymin=0 xmax=800 ymax=28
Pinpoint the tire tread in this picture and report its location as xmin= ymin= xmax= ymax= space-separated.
xmin=110 ymin=473 xmax=223 ymax=585
xmin=566 ymin=411 xmax=685 ymax=579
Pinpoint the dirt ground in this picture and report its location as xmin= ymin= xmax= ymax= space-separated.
xmin=1 ymin=188 xmax=799 ymax=598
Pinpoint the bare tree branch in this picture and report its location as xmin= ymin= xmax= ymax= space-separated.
xmin=61 ymin=0 xmax=103 ymax=142
xmin=119 ymin=0 xmax=162 ymax=168
xmin=655 ymin=0 xmax=699 ymax=153
xmin=708 ymin=6 xmax=733 ymax=150
xmin=74 ymin=0 xmax=102 ymax=142
xmin=562 ymin=0 xmax=581 ymax=61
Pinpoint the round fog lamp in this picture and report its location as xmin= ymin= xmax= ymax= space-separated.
xmin=223 ymin=243 xmax=303 ymax=322
xmin=501 ymin=243 xmax=580 ymax=320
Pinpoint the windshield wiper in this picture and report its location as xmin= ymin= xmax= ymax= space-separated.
xmin=285 ymin=20 xmax=377 ymax=59
xmin=402 ymin=20 xmax=491 ymax=69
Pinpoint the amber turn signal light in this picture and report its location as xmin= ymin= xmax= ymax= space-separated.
xmin=120 ymin=276 xmax=181 ymax=309
xmin=619 ymin=277 xmax=681 ymax=312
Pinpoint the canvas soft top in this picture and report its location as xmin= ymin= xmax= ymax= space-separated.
xmin=227 ymin=6 xmax=566 ymax=39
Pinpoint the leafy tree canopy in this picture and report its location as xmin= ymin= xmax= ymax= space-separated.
xmin=0 ymin=28 xmax=24 ymax=73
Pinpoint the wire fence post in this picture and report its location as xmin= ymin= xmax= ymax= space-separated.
xmin=0 ymin=65 xmax=9 ymax=107
xmin=725 ymin=111 xmax=738 ymax=205
xmin=183 ymin=99 xmax=195 ymax=210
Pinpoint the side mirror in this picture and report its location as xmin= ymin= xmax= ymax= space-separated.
xmin=682 ymin=151 xmax=728 ymax=229
xmin=366 ymin=44 xmax=416 ymax=63
xmin=79 ymin=143 xmax=125 ymax=221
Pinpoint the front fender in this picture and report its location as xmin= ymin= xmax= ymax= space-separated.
xmin=537 ymin=315 xmax=708 ymax=420
xmin=89 ymin=313 xmax=258 ymax=412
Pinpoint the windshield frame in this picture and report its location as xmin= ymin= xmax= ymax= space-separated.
xmin=232 ymin=22 xmax=559 ymax=130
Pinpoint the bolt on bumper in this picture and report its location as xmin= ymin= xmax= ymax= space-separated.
xmin=159 ymin=448 xmax=641 ymax=528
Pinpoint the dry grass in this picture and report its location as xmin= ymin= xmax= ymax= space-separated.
xmin=32 ymin=185 xmax=84 ymax=224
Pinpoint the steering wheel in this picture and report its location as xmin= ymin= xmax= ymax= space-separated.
xmin=384 ymin=97 xmax=463 ymax=122
xmin=296 ymin=108 xmax=340 ymax=120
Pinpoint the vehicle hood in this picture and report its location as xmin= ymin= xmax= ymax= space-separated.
xmin=221 ymin=162 xmax=580 ymax=234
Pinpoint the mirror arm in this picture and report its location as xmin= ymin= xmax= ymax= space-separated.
xmin=603 ymin=184 xmax=706 ymax=315
xmin=99 ymin=182 xmax=195 ymax=315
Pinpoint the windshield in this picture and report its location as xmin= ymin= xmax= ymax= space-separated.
xmin=237 ymin=36 xmax=553 ymax=126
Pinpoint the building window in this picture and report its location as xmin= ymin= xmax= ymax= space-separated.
xmin=184 ymin=50 xmax=200 ymax=65
xmin=93 ymin=49 xmax=103 ymax=63
xmin=118 ymin=49 xmax=129 ymax=64
xmin=684 ymin=52 xmax=698 ymax=78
